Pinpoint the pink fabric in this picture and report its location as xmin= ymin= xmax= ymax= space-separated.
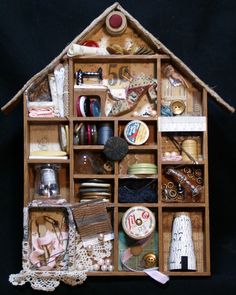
xmin=30 ymin=231 xmax=68 ymax=270
xmin=28 ymin=106 xmax=56 ymax=118
xmin=162 ymin=155 xmax=182 ymax=161
xmin=38 ymin=230 xmax=54 ymax=246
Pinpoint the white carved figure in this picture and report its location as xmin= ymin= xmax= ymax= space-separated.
xmin=168 ymin=212 xmax=196 ymax=271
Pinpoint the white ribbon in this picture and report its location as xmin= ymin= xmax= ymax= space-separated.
xmin=54 ymin=64 xmax=65 ymax=117
xmin=67 ymin=44 xmax=109 ymax=57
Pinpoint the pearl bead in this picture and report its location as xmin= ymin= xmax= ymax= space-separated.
xmin=98 ymin=233 xmax=105 ymax=241
xmin=77 ymin=263 xmax=84 ymax=271
xmin=93 ymin=263 xmax=100 ymax=271
xmin=171 ymin=151 xmax=178 ymax=156
xmin=97 ymin=258 xmax=105 ymax=266
xmin=101 ymin=264 xmax=107 ymax=271
xmin=86 ymin=245 xmax=93 ymax=254
xmin=104 ymin=258 xmax=111 ymax=266
xmin=107 ymin=265 xmax=114 ymax=272
xmin=164 ymin=152 xmax=171 ymax=157
xmin=88 ymin=265 xmax=94 ymax=271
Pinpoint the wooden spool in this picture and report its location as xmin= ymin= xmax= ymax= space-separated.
xmin=182 ymin=139 xmax=198 ymax=161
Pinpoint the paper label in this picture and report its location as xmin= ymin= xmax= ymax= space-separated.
xmin=158 ymin=116 xmax=206 ymax=132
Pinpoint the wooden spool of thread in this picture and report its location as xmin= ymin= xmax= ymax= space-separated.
xmin=181 ymin=139 xmax=198 ymax=161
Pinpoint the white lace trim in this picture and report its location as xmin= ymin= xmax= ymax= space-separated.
xmin=9 ymin=270 xmax=87 ymax=291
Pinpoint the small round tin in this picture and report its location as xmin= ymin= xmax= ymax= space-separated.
xmin=124 ymin=120 xmax=149 ymax=145
xmin=122 ymin=206 xmax=155 ymax=240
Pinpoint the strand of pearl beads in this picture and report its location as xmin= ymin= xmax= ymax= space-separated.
xmin=93 ymin=258 xmax=114 ymax=272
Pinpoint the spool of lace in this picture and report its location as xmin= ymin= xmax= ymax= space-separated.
xmin=168 ymin=212 xmax=196 ymax=271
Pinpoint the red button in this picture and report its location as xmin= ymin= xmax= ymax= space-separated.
xmin=109 ymin=14 xmax=122 ymax=28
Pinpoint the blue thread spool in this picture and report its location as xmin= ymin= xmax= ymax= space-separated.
xmin=98 ymin=123 xmax=113 ymax=145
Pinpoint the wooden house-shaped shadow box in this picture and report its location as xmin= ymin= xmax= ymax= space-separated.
xmin=2 ymin=2 xmax=235 ymax=291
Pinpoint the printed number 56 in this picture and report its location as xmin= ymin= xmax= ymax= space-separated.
xmin=108 ymin=64 xmax=129 ymax=86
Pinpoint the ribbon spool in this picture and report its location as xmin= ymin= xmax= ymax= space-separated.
xmin=122 ymin=206 xmax=155 ymax=240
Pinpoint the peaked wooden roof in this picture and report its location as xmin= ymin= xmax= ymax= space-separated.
xmin=1 ymin=2 xmax=235 ymax=113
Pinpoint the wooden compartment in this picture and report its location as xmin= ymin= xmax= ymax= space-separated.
xmin=161 ymin=64 xmax=203 ymax=116
xmin=162 ymin=208 xmax=209 ymax=275
xmin=73 ymin=120 xmax=114 ymax=146
xmin=73 ymin=60 xmax=157 ymax=117
xmin=118 ymin=178 xmax=158 ymax=204
xmin=74 ymin=178 xmax=114 ymax=203
xmin=119 ymin=150 xmax=157 ymax=176
xmin=28 ymin=163 xmax=70 ymax=202
xmin=28 ymin=122 xmax=69 ymax=160
xmin=73 ymin=87 xmax=107 ymax=117
xmin=28 ymin=207 xmax=69 ymax=271
xmin=161 ymin=165 xmax=204 ymax=203
xmin=161 ymin=132 xmax=203 ymax=163
xmin=74 ymin=151 xmax=114 ymax=175
xmin=118 ymin=207 xmax=158 ymax=272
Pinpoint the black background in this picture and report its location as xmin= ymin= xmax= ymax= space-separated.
xmin=0 ymin=0 xmax=236 ymax=294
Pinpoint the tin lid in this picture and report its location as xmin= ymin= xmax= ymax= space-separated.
xmin=124 ymin=120 xmax=149 ymax=145
xmin=122 ymin=206 xmax=155 ymax=240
